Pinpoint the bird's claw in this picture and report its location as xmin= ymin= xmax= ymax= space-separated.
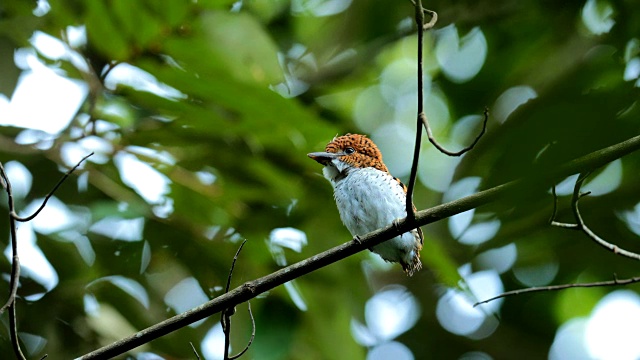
xmin=392 ymin=218 xmax=402 ymax=232
xmin=353 ymin=235 xmax=363 ymax=244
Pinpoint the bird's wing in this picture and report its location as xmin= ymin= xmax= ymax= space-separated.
xmin=394 ymin=177 xmax=424 ymax=245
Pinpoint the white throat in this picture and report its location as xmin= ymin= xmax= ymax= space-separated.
xmin=322 ymin=158 xmax=352 ymax=185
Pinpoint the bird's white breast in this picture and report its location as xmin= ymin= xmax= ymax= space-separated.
xmin=324 ymin=166 xmax=417 ymax=265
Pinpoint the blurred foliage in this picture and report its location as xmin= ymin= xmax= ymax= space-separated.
xmin=0 ymin=0 xmax=639 ymax=359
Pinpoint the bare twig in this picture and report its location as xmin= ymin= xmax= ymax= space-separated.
xmin=0 ymin=153 xmax=92 ymax=360
xmin=229 ymin=302 xmax=255 ymax=360
xmin=78 ymin=135 xmax=640 ymax=359
xmin=570 ymin=172 xmax=640 ymax=260
xmin=422 ymin=9 xmax=438 ymax=30
xmin=421 ymin=108 xmax=489 ymax=157
xmin=189 ymin=342 xmax=200 ymax=360
xmin=549 ymin=185 xmax=579 ymax=229
xmin=550 ymin=172 xmax=640 ymax=260
xmin=405 ymin=0 xmax=438 ymax=220
xmin=478 ymin=170 xmax=640 ymax=306
xmin=408 ymin=0 xmax=438 ymax=30
xmin=405 ymin=0 xmax=487 ymax=219
xmin=12 ymin=152 xmax=94 ymax=222
xmin=222 ymin=240 xmax=248 ymax=360
xmin=0 ymin=164 xmax=21 ymax=315
xmin=474 ymin=275 xmax=640 ymax=307
xmin=0 ymin=162 xmax=27 ymax=360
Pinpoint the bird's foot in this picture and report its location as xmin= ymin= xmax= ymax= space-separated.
xmin=392 ymin=218 xmax=403 ymax=233
xmin=353 ymin=235 xmax=363 ymax=244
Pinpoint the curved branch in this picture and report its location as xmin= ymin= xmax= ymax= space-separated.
xmin=422 ymin=108 xmax=489 ymax=157
xmin=474 ymin=275 xmax=640 ymax=307
xmin=229 ymin=302 xmax=255 ymax=360
xmin=13 ymin=152 xmax=93 ymax=222
xmin=549 ymin=185 xmax=580 ymax=229
xmin=222 ymin=240 xmax=248 ymax=360
xmin=571 ymin=173 xmax=640 ymax=261
xmin=480 ymin=167 xmax=640 ymax=306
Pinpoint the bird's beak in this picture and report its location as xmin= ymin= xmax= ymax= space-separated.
xmin=308 ymin=151 xmax=340 ymax=165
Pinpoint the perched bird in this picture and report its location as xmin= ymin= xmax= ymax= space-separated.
xmin=308 ymin=133 xmax=423 ymax=276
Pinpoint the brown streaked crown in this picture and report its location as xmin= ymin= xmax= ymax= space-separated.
xmin=325 ymin=134 xmax=389 ymax=173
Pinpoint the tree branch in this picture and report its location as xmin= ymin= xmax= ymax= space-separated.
xmin=222 ymin=240 xmax=250 ymax=360
xmin=78 ymin=134 xmax=640 ymax=359
xmin=405 ymin=1 xmax=487 ymax=219
xmin=421 ymin=108 xmax=489 ymax=157
xmin=0 ymin=162 xmax=26 ymax=360
xmin=474 ymin=275 xmax=640 ymax=307
xmin=12 ymin=152 xmax=94 ymax=222
xmin=549 ymin=172 xmax=640 ymax=259
xmin=558 ymin=172 xmax=640 ymax=260
xmin=405 ymin=0 xmax=438 ymax=220
xmin=229 ymin=302 xmax=255 ymax=360
xmin=478 ymin=166 xmax=640 ymax=306
xmin=0 ymin=154 xmax=92 ymax=360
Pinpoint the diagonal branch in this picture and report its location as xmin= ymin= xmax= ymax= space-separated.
xmin=189 ymin=342 xmax=200 ymax=360
xmin=78 ymin=134 xmax=640 ymax=360
xmin=474 ymin=275 xmax=640 ymax=307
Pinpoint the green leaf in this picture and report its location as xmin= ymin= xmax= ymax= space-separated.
xmin=85 ymin=0 xmax=130 ymax=60
xmin=111 ymin=0 xmax=163 ymax=49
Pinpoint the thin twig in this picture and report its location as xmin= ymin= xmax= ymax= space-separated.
xmin=0 ymin=162 xmax=27 ymax=360
xmin=408 ymin=0 xmax=439 ymax=30
xmin=78 ymin=135 xmax=640 ymax=359
xmin=222 ymin=240 xmax=248 ymax=360
xmin=422 ymin=9 xmax=438 ymax=30
xmin=549 ymin=185 xmax=580 ymax=229
xmin=474 ymin=275 xmax=640 ymax=307
xmin=422 ymin=108 xmax=489 ymax=157
xmin=229 ymin=301 xmax=255 ymax=360
xmin=0 ymin=163 xmax=21 ymax=315
xmin=13 ymin=152 xmax=94 ymax=222
xmin=407 ymin=1 xmax=487 ymax=161
xmin=405 ymin=1 xmax=487 ymax=217
xmin=480 ymin=171 xmax=640 ymax=306
xmin=225 ymin=240 xmax=247 ymax=293
xmin=189 ymin=342 xmax=200 ymax=360
xmin=405 ymin=0 xmax=438 ymax=220
xmin=571 ymin=172 xmax=640 ymax=261
xmin=0 ymin=153 xmax=92 ymax=360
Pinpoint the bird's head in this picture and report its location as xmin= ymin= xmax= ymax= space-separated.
xmin=308 ymin=134 xmax=388 ymax=180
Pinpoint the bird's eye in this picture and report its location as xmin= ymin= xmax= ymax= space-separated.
xmin=344 ymin=147 xmax=355 ymax=155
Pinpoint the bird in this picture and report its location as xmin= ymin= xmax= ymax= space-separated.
xmin=308 ymin=133 xmax=423 ymax=276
